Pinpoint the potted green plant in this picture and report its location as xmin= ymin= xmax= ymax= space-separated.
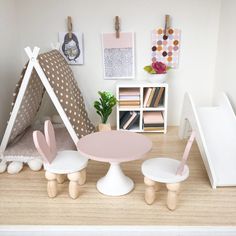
xmin=94 ymin=91 xmax=117 ymax=131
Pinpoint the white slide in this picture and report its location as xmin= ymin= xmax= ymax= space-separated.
xmin=179 ymin=92 xmax=236 ymax=188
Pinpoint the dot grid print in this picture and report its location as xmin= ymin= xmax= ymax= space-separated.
xmin=151 ymin=28 xmax=181 ymax=68
xmin=8 ymin=50 xmax=95 ymax=144
xmin=38 ymin=50 xmax=95 ymax=138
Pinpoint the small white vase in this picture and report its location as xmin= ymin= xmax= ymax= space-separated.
xmin=147 ymin=73 xmax=167 ymax=83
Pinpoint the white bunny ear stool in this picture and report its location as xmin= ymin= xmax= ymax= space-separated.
xmin=141 ymin=131 xmax=196 ymax=210
xmin=33 ymin=120 xmax=88 ymax=199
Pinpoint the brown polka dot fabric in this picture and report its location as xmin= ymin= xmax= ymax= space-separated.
xmin=9 ymin=65 xmax=45 ymax=143
xmin=38 ymin=50 xmax=95 ymax=138
xmin=8 ymin=50 xmax=95 ymax=144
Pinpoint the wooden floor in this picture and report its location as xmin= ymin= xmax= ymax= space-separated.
xmin=0 ymin=127 xmax=236 ymax=226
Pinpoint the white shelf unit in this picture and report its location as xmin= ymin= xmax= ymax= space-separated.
xmin=116 ymin=81 xmax=168 ymax=133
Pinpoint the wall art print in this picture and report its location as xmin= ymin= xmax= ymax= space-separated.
xmin=151 ymin=28 xmax=181 ymax=68
xmin=59 ymin=32 xmax=84 ymax=65
xmin=102 ymin=32 xmax=135 ymax=79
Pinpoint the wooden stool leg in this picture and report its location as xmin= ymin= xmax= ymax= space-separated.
xmin=144 ymin=177 xmax=157 ymax=205
xmin=57 ymin=174 xmax=67 ymax=184
xmin=155 ymin=182 xmax=162 ymax=192
xmin=166 ymin=183 xmax=181 ymax=210
xmin=45 ymin=171 xmax=57 ymax=198
xmin=67 ymin=172 xmax=80 ymax=199
xmin=78 ymin=168 xmax=86 ymax=185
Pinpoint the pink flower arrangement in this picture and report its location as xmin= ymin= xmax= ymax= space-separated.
xmin=144 ymin=61 xmax=170 ymax=74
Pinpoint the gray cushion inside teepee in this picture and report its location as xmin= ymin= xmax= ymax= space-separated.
xmin=5 ymin=125 xmax=76 ymax=162
xmin=8 ymin=50 xmax=95 ymax=145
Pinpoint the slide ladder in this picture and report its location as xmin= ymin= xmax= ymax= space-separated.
xmin=179 ymin=93 xmax=236 ymax=188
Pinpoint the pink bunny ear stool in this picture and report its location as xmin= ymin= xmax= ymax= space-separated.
xmin=33 ymin=120 xmax=88 ymax=199
xmin=141 ymin=131 xmax=196 ymax=210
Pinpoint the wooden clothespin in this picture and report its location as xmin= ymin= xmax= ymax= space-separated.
xmin=164 ymin=14 xmax=170 ymax=35
xmin=67 ymin=16 xmax=73 ymax=39
xmin=115 ymin=16 xmax=120 ymax=38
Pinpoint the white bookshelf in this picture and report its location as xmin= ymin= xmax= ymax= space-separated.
xmin=116 ymin=81 xmax=168 ymax=133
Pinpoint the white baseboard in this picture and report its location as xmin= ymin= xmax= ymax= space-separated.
xmin=0 ymin=226 xmax=236 ymax=236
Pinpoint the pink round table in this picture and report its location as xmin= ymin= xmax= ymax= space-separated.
xmin=77 ymin=130 xmax=152 ymax=196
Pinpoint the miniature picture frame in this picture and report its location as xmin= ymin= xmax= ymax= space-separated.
xmin=101 ymin=32 xmax=135 ymax=80
xmin=59 ymin=32 xmax=84 ymax=65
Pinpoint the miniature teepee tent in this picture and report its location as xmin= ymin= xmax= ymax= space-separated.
xmin=0 ymin=47 xmax=95 ymax=170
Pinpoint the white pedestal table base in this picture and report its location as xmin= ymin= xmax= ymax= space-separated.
xmin=97 ymin=163 xmax=134 ymax=196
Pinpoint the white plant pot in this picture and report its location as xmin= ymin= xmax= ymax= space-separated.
xmin=147 ymin=73 xmax=167 ymax=83
xmin=98 ymin=123 xmax=111 ymax=132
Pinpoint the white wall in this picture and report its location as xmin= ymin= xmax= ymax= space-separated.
xmin=0 ymin=0 xmax=221 ymax=133
xmin=213 ymin=0 xmax=236 ymax=111
xmin=0 ymin=0 xmax=21 ymax=139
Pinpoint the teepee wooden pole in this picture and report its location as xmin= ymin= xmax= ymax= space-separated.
xmin=0 ymin=47 xmax=39 ymax=155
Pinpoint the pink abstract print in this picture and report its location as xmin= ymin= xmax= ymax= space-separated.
xmin=151 ymin=28 xmax=181 ymax=68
